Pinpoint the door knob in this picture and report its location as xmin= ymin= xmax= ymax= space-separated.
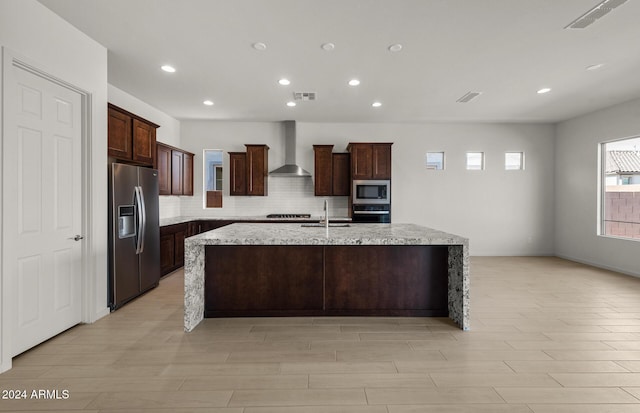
xmin=69 ymin=235 xmax=84 ymax=241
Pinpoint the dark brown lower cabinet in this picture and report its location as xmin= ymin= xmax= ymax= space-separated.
xmin=160 ymin=223 xmax=188 ymax=276
xmin=160 ymin=220 xmax=234 ymax=276
xmin=205 ymin=246 xmax=324 ymax=316
xmin=204 ymin=245 xmax=449 ymax=317
xmin=324 ymin=245 xmax=448 ymax=315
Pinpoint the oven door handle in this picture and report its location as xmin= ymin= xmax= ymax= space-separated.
xmin=352 ymin=210 xmax=390 ymax=215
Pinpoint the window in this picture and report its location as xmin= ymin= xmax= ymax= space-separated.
xmin=425 ymin=152 xmax=445 ymax=170
xmin=204 ymin=149 xmax=223 ymax=208
xmin=466 ymin=152 xmax=484 ymax=170
xmin=505 ymin=152 xmax=524 ymax=170
xmin=600 ymin=136 xmax=640 ymax=240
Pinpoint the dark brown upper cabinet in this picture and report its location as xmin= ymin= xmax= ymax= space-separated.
xmin=313 ymin=145 xmax=350 ymax=196
xmin=156 ymin=142 xmax=194 ymax=196
xmin=108 ymin=103 xmax=158 ymax=166
xmin=229 ymin=145 xmax=269 ymax=196
xmin=347 ymin=143 xmax=392 ymax=180
xmin=229 ymin=152 xmax=247 ymax=196
xmin=157 ymin=143 xmax=172 ymax=195
xmin=331 ymin=152 xmax=351 ymax=196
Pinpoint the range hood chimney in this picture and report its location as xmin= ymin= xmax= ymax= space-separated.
xmin=269 ymin=120 xmax=311 ymax=177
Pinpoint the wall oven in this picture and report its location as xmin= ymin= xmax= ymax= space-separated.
xmin=352 ymin=180 xmax=390 ymax=205
xmin=352 ymin=204 xmax=390 ymax=223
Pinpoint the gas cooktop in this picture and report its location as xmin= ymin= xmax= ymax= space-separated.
xmin=266 ymin=214 xmax=311 ymax=219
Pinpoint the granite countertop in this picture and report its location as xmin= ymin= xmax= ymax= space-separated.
xmin=185 ymin=223 xmax=468 ymax=246
xmin=159 ymin=216 xmax=350 ymax=227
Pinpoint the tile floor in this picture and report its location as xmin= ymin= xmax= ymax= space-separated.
xmin=1 ymin=256 xmax=640 ymax=412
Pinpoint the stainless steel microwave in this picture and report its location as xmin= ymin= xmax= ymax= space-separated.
xmin=352 ymin=180 xmax=390 ymax=204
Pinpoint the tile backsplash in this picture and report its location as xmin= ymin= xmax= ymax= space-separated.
xmin=174 ymin=177 xmax=348 ymax=218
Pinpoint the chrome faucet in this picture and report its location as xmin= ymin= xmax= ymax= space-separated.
xmin=323 ymin=199 xmax=329 ymax=229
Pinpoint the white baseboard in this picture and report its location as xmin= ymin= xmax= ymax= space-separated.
xmin=555 ymin=253 xmax=640 ymax=278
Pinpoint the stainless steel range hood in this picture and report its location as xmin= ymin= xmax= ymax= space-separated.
xmin=269 ymin=120 xmax=311 ymax=177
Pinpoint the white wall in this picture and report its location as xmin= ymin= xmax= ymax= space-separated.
xmin=555 ymin=98 xmax=640 ymax=277
xmin=0 ymin=0 xmax=107 ymax=372
xmin=180 ymin=120 xmax=556 ymax=256
xmin=107 ymin=84 xmax=182 ymax=219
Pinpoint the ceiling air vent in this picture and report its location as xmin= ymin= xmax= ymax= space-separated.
xmin=565 ymin=0 xmax=628 ymax=29
xmin=294 ymin=92 xmax=316 ymax=101
xmin=456 ymin=91 xmax=482 ymax=103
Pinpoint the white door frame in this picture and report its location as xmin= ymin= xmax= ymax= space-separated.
xmin=1 ymin=47 xmax=95 ymax=372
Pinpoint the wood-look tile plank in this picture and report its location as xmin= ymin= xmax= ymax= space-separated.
xmin=395 ymin=360 xmax=514 ymax=374
xmin=40 ymin=365 xmax=166 ymax=378
xmin=179 ymin=374 xmax=308 ymax=390
xmin=506 ymin=360 xmax=630 ymax=373
xmin=430 ymin=372 xmax=560 ymax=387
xmin=97 ymin=409 xmax=241 ymax=413
xmin=244 ymin=407 xmax=388 ymax=413
xmin=228 ymin=389 xmax=367 ymax=407
xmin=365 ymin=387 xmax=504 ymax=404
xmin=86 ymin=390 xmax=233 ymax=409
xmin=337 ymin=349 xmax=445 ymax=362
xmin=528 ymin=405 xmax=640 ymax=413
xmin=226 ymin=350 xmax=336 ymax=363
xmin=545 ymin=350 xmax=640 ymax=361
xmin=160 ymin=362 xmax=281 ymax=377
xmin=440 ymin=350 xmax=553 ymax=361
xmin=409 ymin=340 xmax=514 ymax=351
xmin=309 ymin=373 xmax=434 ymax=388
xmin=506 ymin=341 xmax=614 ymax=350
xmin=494 ymin=387 xmax=639 ymax=403
xmin=280 ymin=361 xmax=397 ymax=374
xmin=388 ymin=405 xmax=534 ymax=413
xmin=550 ymin=372 xmax=640 ymax=387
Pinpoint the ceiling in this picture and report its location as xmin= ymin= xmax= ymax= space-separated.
xmin=38 ymin=0 xmax=640 ymax=123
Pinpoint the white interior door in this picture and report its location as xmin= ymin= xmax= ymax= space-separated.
xmin=3 ymin=62 xmax=83 ymax=356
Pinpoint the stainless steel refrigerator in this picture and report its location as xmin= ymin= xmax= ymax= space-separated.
xmin=108 ymin=163 xmax=160 ymax=310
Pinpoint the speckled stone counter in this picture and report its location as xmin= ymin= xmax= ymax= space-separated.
xmin=184 ymin=223 xmax=469 ymax=331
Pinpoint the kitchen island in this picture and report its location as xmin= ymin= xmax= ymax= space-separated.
xmin=184 ymin=223 xmax=469 ymax=331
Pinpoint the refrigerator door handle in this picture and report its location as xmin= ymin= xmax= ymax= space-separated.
xmin=138 ymin=186 xmax=147 ymax=254
xmin=134 ymin=186 xmax=146 ymax=254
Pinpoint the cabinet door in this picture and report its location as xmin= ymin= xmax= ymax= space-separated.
xmin=332 ymin=153 xmax=351 ymax=196
xmin=246 ymin=145 xmax=268 ymax=196
xmin=132 ymin=119 xmax=156 ymax=165
xmin=108 ymin=107 xmax=132 ymax=160
xmin=313 ymin=145 xmax=333 ymax=196
xmin=351 ymin=144 xmax=373 ymax=180
xmin=156 ymin=143 xmax=172 ymax=195
xmin=372 ymin=144 xmax=392 ymax=180
xmin=183 ymin=152 xmax=194 ymax=196
xmin=171 ymin=150 xmax=184 ymax=195
xmin=160 ymin=233 xmax=175 ymax=275
xmin=229 ymin=152 xmax=246 ymax=195
xmin=174 ymin=229 xmax=186 ymax=268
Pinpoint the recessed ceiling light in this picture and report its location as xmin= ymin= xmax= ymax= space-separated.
xmin=203 ymin=100 xmax=214 ymax=106
xmin=388 ymin=44 xmax=403 ymax=52
xmin=537 ymin=88 xmax=552 ymax=94
xmin=321 ymin=43 xmax=335 ymax=51
xmin=586 ymin=63 xmax=605 ymax=71
xmin=161 ymin=65 xmax=176 ymax=73
xmin=348 ymin=79 xmax=360 ymax=86
xmin=286 ymin=101 xmax=296 ymax=107
xmin=252 ymin=42 xmax=267 ymax=51
xmin=372 ymin=101 xmax=382 ymax=107
xmin=278 ymin=78 xmax=291 ymax=86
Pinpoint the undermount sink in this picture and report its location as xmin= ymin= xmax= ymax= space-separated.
xmin=301 ymin=223 xmax=351 ymax=228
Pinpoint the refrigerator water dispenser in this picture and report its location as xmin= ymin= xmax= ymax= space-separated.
xmin=118 ymin=205 xmax=136 ymax=239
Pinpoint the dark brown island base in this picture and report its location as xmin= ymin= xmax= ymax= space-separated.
xmin=184 ymin=223 xmax=470 ymax=331
xmin=205 ymin=245 xmax=449 ymax=317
